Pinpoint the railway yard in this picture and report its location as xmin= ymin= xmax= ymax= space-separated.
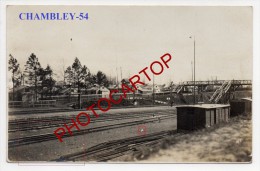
xmin=8 ymin=88 xmax=251 ymax=162
xmin=8 ymin=106 xmax=178 ymax=161
xmin=7 ymin=81 xmax=252 ymax=162
xmin=8 ymin=104 xmax=252 ymax=162
xmin=8 ymin=106 xmax=252 ymax=162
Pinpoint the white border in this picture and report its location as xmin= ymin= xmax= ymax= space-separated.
xmin=1 ymin=1 xmax=259 ymax=171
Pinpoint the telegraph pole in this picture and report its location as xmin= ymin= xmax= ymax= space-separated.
xmin=190 ymin=36 xmax=196 ymax=104
xmin=120 ymin=67 xmax=122 ymax=81
xmin=153 ymin=73 xmax=155 ymax=105
xmin=193 ymin=37 xmax=196 ymax=104
xmin=116 ymin=67 xmax=118 ymax=85
xmin=191 ymin=61 xmax=193 ymax=82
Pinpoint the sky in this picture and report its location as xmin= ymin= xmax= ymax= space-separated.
xmin=7 ymin=6 xmax=253 ymax=86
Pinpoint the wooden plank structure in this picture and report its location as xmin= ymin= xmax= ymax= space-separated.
xmin=176 ymin=104 xmax=230 ymax=131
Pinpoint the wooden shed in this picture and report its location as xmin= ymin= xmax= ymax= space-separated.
xmin=176 ymin=104 xmax=230 ymax=131
xmin=230 ymin=98 xmax=252 ymax=116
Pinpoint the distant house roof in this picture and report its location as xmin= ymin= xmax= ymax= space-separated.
xmin=56 ymin=81 xmax=64 ymax=86
xmin=99 ymin=86 xmax=110 ymax=92
xmin=108 ymin=83 xmax=135 ymax=90
xmin=87 ymin=87 xmax=99 ymax=91
xmin=241 ymin=98 xmax=252 ymax=102
xmin=137 ymin=86 xmax=153 ymax=93
xmin=87 ymin=86 xmax=109 ymax=92
xmin=108 ymin=84 xmax=118 ymax=89
xmin=142 ymin=85 xmax=153 ymax=89
xmin=60 ymin=88 xmax=70 ymax=94
xmin=155 ymin=85 xmax=165 ymax=89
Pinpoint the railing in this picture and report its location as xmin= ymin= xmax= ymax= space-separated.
xmin=214 ymin=81 xmax=231 ymax=103
xmin=9 ymin=100 xmax=56 ymax=108
xmin=209 ymin=81 xmax=227 ymax=102
xmin=183 ymin=80 xmax=252 ymax=86
xmin=209 ymin=80 xmax=232 ymax=103
xmin=173 ymin=85 xmax=184 ymax=94
xmin=81 ymin=94 xmax=102 ymax=101
xmin=8 ymin=101 xmax=23 ymax=108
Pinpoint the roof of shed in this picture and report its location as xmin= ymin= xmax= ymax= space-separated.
xmin=241 ymin=98 xmax=252 ymax=102
xmin=176 ymin=104 xmax=230 ymax=109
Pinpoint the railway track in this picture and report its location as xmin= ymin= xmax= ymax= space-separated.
xmin=54 ymin=130 xmax=183 ymax=162
xmin=9 ymin=114 xmax=176 ymax=148
xmin=9 ymin=110 xmax=175 ymax=132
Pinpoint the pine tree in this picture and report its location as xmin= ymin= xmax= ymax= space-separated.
xmin=8 ymin=54 xmax=20 ymax=100
xmin=71 ymin=57 xmax=91 ymax=93
xmin=81 ymin=65 xmax=91 ymax=89
xmin=65 ymin=66 xmax=73 ymax=86
xmin=96 ymin=71 xmax=109 ymax=87
xmin=72 ymin=57 xmax=82 ymax=93
xmin=24 ymin=53 xmax=41 ymax=101
xmin=41 ymin=65 xmax=56 ymax=98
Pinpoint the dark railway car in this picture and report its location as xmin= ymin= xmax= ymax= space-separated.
xmin=176 ymin=104 xmax=230 ymax=131
xmin=230 ymin=98 xmax=252 ymax=116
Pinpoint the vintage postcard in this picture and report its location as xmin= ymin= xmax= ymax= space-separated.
xmin=6 ymin=5 xmax=253 ymax=163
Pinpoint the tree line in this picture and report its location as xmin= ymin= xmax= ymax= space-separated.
xmin=8 ymin=53 xmax=110 ymax=101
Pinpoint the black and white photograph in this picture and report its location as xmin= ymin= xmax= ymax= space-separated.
xmin=3 ymin=3 xmax=256 ymax=165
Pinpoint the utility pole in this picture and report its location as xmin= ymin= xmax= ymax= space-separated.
xmin=193 ymin=36 xmax=196 ymax=104
xmin=12 ymin=70 xmax=14 ymax=101
xmin=190 ymin=36 xmax=196 ymax=105
xmin=63 ymin=58 xmax=65 ymax=86
xmin=116 ymin=67 xmax=118 ymax=85
xmin=191 ymin=61 xmax=193 ymax=82
xmin=120 ymin=67 xmax=122 ymax=81
xmin=153 ymin=73 xmax=155 ymax=105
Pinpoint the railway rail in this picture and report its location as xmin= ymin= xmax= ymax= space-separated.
xmin=9 ymin=109 xmax=175 ymax=132
xmin=54 ymin=130 xmax=184 ymax=162
xmin=9 ymin=113 xmax=176 ymax=148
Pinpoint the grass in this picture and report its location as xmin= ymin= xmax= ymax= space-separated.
xmin=123 ymin=115 xmax=252 ymax=162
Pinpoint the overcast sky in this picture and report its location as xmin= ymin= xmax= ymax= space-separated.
xmin=7 ymin=6 xmax=252 ymax=85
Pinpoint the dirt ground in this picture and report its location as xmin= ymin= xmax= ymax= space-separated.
xmin=134 ymin=115 xmax=252 ymax=163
